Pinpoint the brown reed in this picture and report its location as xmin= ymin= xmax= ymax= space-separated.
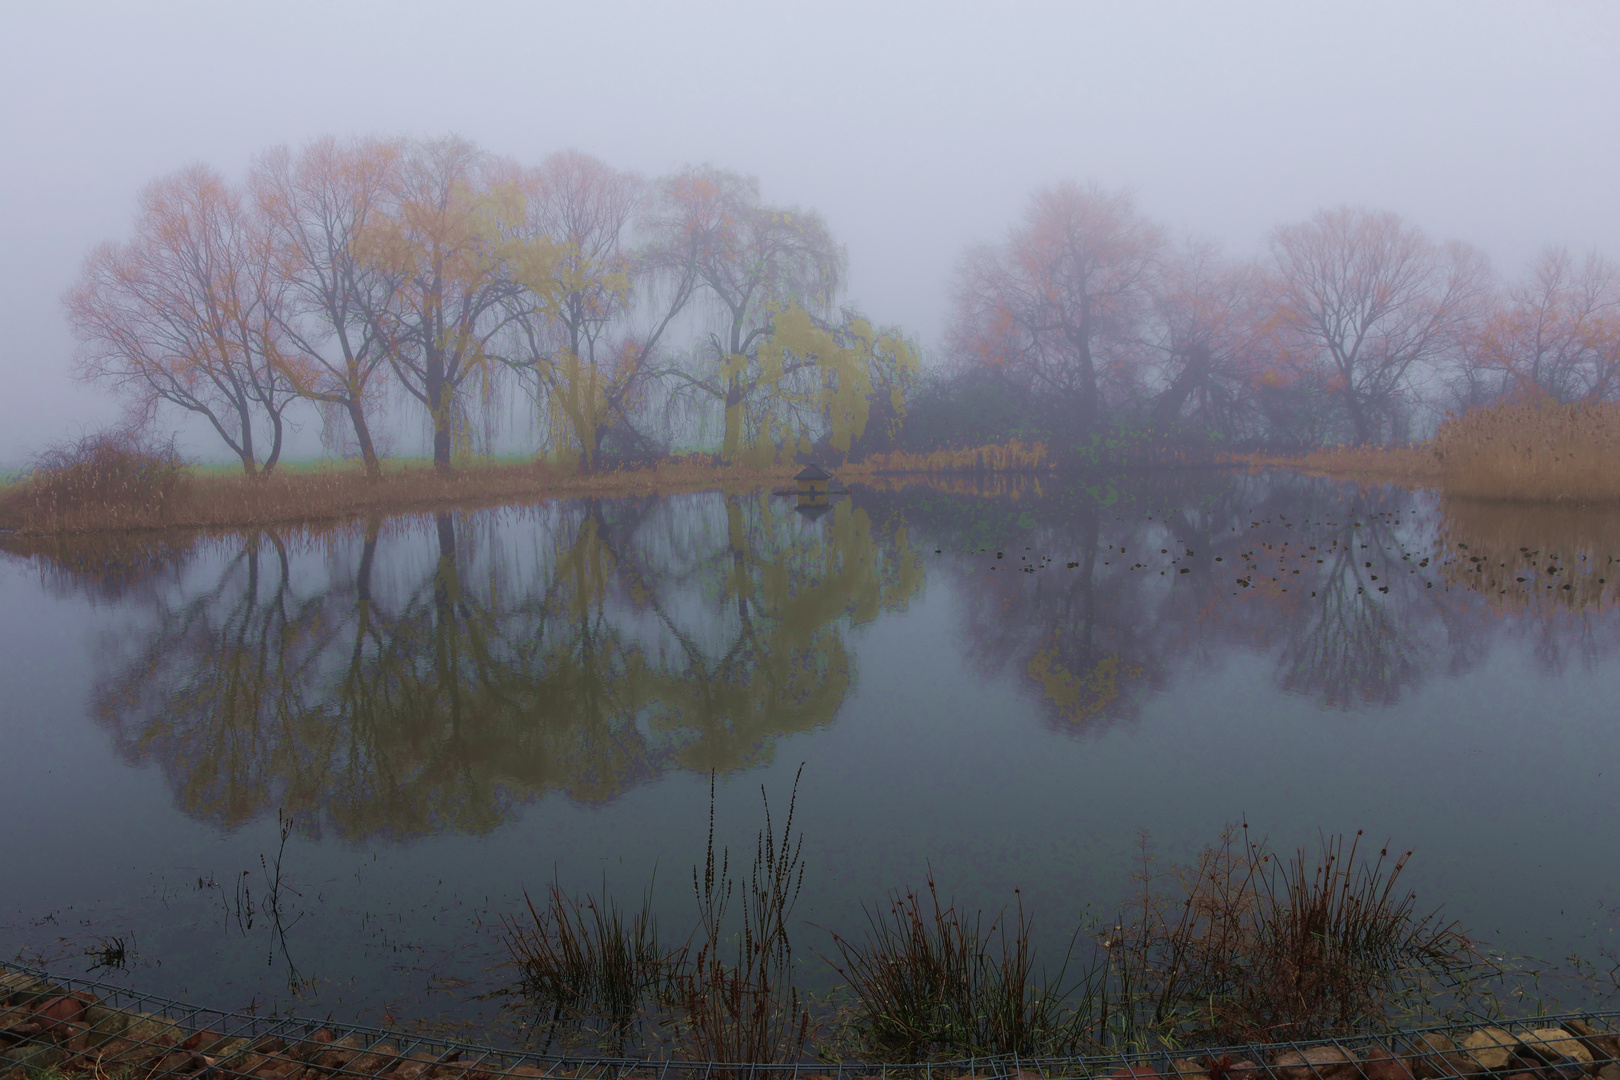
xmin=1433 ymin=398 xmax=1620 ymax=502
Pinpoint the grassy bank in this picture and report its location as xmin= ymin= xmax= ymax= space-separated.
xmin=0 ymin=438 xmax=1066 ymax=538
xmin=1241 ymin=445 xmax=1442 ymax=487
xmin=0 ymin=455 xmax=831 ymax=537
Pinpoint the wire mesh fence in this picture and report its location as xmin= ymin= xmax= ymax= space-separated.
xmin=2 ymin=961 xmax=1618 ymax=1080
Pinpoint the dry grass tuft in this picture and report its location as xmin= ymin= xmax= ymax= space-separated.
xmin=501 ymin=880 xmax=684 ymax=1053
xmin=1433 ymin=398 xmax=1620 ymax=502
xmin=1114 ymin=826 xmax=1482 ymax=1046
xmin=824 ymin=875 xmax=1096 ymax=1060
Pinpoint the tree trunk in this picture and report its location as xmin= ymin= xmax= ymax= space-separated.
xmin=237 ymin=399 xmax=258 ymax=476
xmin=1345 ymin=387 xmax=1371 ymax=446
xmin=428 ymin=353 xmax=452 ymax=473
xmin=722 ymin=375 xmax=744 ymax=464
xmin=348 ymin=399 xmax=382 ymax=481
xmin=263 ymin=407 xmax=284 ymax=477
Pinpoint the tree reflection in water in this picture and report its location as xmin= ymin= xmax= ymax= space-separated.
xmin=20 ymin=473 xmax=1620 ymax=836
xmin=75 ymin=493 xmax=920 ymax=837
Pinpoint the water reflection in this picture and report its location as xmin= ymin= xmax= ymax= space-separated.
xmin=10 ymin=475 xmax=1620 ymax=836
xmin=60 ymin=494 xmax=919 ymax=836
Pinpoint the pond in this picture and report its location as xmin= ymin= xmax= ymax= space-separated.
xmin=1 ymin=470 xmax=1617 ymax=1041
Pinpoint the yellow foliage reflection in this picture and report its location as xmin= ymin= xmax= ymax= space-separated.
xmin=76 ymin=493 xmax=921 ymax=837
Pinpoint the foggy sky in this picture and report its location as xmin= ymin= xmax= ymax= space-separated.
xmin=2 ymin=0 xmax=1616 ymax=467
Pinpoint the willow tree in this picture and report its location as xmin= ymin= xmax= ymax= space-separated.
xmin=652 ymin=168 xmax=828 ymax=462
xmin=501 ymin=151 xmax=700 ymax=469
xmin=357 ymin=138 xmax=555 ymax=472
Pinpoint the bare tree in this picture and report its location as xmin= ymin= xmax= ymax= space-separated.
xmin=948 ymin=181 xmax=1164 ymax=440
xmin=1458 ymin=246 xmax=1620 ymax=405
xmin=1268 ymin=206 xmax=1491 ymax=444
xmin=66 ymin=165 xmax=300 ymax=475
xmin=253 ymin=137 xmax=403 ymax=479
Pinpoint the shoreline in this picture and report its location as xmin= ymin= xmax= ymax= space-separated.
xmin=11 ymin=439 xmax=1620 ymax=542
xmin=0 ymin=457 xmax=1071 ymax=540
xmin=3 ymin=962 xmax=1618 ymax=1077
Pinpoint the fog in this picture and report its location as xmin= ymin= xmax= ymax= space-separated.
xmin=3 ymin=0 xmax=1617 ymax=466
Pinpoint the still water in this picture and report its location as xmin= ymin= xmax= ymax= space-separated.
xmin=1 ymin=471 xmax=1617 ymax=1034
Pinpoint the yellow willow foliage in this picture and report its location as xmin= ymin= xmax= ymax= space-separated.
xmin=731 ymin=305 xmax=919 ymax=466
xmin=359 ymin=174 xmax=560 ymax=429
xmin=545 ymin=349 xmax=609 ymax=465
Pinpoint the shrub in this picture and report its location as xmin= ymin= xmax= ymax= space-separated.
xmin=3 ymin=428 xmax=188 ymax=530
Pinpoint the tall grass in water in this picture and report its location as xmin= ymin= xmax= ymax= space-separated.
xmin=1434 ymin=398 xmax=1620 ymax=501
xmin=501 ymin=879 xmax=684 ymax=1052
xmin=1113 ymin=826 xmax=1481 ymax=1046
xmin=824 ymin=874 xmax=1100 ymax=1060
xmin=676 ymin=768 xmax=810 ymax=1069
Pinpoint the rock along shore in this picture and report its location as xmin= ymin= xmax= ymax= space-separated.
xmin=3 ymin=970 xmax=1620 ymax=1080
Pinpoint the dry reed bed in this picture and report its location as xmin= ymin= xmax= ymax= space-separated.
xmin=1433 ymin=400 xmax=1620 ymax=502
xmin=861 ymin=440 xmax=1050 ymax=474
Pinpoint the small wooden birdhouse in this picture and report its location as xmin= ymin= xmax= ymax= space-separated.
xmin=794 ymin=463 xmax=832 ymax=493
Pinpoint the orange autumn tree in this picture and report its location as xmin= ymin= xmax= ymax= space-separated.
xmin=1459 ymin=246 xmax=1620 ymax=406
xmin=1150 ymin=239 xmax=1331 ymax=445
xmin=948 ymin=180 xmax=1164 ymax=440
xmin=502 ymin=151 xmax=701 ymax=469
xmin=253 ymin=136 xmax=403 ymax=480
xmin=66 ymin=164 xmax=301 ymax=475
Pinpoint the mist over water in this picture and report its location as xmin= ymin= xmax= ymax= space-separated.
xmin=2 ymin=474 xmax=1616 ymax=1032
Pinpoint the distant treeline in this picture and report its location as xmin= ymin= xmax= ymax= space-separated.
xmin=62 ymin=136 xmax=1620 ymax=477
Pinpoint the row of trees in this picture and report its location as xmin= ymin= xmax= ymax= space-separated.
xmin=67 ymin=137 xmax=917 ymax=477
xmin=67 ymin=139 xmax=1620 ymax=471
xmin=927 ymin=183 xmax=1620 ymax=452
